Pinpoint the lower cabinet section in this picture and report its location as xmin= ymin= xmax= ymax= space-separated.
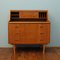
xmin=8 ymin=22 xmax=50 ymax=44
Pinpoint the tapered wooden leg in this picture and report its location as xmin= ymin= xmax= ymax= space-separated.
xmin=13 ymin=45 xmax=16 ymax=60
xmin=43 ymin=45 xmax=45 ymax=54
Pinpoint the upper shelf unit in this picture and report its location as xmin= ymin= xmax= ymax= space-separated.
xmin=10 ymin=10 xmax=48 ymax=21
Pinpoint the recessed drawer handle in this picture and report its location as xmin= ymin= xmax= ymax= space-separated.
xmin=14 ymin=39 xmax=19 ymax=41
xmin=40 ymin=39 xmax=43 ymax=41
xmin=40 ymin=26 xmax=44 ymax=28
xmin=40 ymin=33 xmax=45 ymax=34
xmin=15 ymin=32 xmax=20 ymax=34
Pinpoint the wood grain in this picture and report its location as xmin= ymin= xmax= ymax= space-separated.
xmin=8 ymin=23 xmax=50 ymax=44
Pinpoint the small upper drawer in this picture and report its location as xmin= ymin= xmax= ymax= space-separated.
xmin=19 ymin=11 xmax=39 ymax=18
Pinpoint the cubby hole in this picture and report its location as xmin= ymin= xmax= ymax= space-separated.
xmin=39 ymin=12 xmax=47 ymax=21
xmin=10 ymin=11 xmax=19 ymax=20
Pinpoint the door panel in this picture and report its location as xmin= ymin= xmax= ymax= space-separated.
xmin=23 ymin=23 xmax=39 ymax=44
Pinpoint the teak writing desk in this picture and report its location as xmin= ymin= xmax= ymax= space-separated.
xmin=8 ymin=10 xmax=50 ymax=60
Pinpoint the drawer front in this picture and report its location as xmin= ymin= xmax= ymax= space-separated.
xmin=9 ymin=23 xmax=24 ymax=32
xmin=39 ymin=37 xmax=50 ymax=44
xmin=19 ymin=11 xmax=38 ymax=18
xmin=8 ymin=31 xmax=25 ymax=44
xmin=39 ymin=24 xmax=50 ymax=32
xmin=9 ymin=32 xmax=25 ymax=44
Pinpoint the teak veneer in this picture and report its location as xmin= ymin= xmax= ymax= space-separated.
xmin=8 ymin=10 xmax=50 ymax=60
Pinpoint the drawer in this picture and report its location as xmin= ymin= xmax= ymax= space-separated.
xmin=9 ymin=23 xmax=25 ymax=32
xmin=13 ymin=33 xmax=25 ymax=44
xmin=19 ymin=11 xmax=38 ymax=18
xmin=38 ymin=24 xmax=50 ymax=35
xmin=39 ymin=32 xmax=49 ymax=36
xmin=39 ymin=32 xmax=50 ymax=38
xmin=14 ymin=37 xmax=24 ymax=44
xmin=39 ymin=37 xmax=50 ymax=44
xmin=39 ymin=24 xmax=50 ymax=31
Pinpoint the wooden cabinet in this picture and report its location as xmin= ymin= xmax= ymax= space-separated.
xmin=8 ymin=10 xmax=50 ymax=58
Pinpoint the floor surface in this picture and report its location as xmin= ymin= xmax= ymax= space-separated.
xmin=0 ymin=47 xmax=60 ymax=60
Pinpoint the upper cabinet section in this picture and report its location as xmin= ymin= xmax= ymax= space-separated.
xmin=10 ymin=10 xmax=48 ymax=22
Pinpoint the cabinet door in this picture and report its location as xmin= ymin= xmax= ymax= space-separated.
xmin=23 ymin=23 xmax=39 ymax=44
xmin=38 ymin=23 xmax=50 ymax=44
